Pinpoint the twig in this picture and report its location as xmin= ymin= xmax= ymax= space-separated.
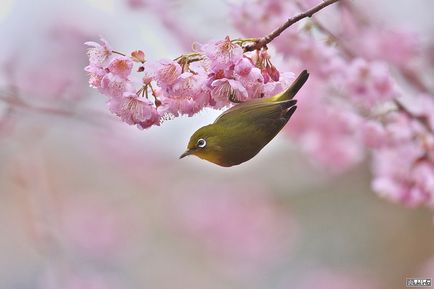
xmin=393 ymin=99 xmax=433 ymax=134
xmin=244 ymin=0 xmax=340 ymax=52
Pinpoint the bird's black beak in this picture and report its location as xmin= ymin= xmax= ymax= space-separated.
xmin=179 ymin=149 xmax=193 ymax=159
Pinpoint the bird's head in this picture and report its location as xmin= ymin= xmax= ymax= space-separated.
xmin=179 ymin=124 xmax=223 ymax=164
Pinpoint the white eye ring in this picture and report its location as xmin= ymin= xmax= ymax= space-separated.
xmin=197 ymin=138 xmax=207 ymax=148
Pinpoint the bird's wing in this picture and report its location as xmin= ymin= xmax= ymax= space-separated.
xmin=214 ymin=99 xmax=297 ymax=125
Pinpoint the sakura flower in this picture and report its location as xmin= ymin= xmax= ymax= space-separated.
xmin=234 ymin=57 xmax=253 ymax=76
xmin=158 ymin=72 xmax=209 ymax=117
xmin=400 ymin=93 xmax=434 ymax=132
xmin=107 ymin=56 xmax=133 ymax=79
xmin=200 ymin=36 xmax=243 ymax=72
xmin=211 ymin=78 xmax=248 ymax=107
xmin=286 ymin=82 xmax=364 ymax=172
xmin=361 ymin=120 xmax=387 ymax=148
xmin=343 ymin=59 xmax=397 ymax=108
xmin=294 ymin=40 xmax=346 ymax=78
xmin=108 ymin=93 xmax=160 ymax=129
xmin=371 ymin=143 xmax=433 ymax=207
xmin=84 ymin=65 xmax=107 ymax=89
xmin=85 ymin=38 xmax=112 ymax=66
xmin=231 ymin=0 xmax=298 ymax=42
xmin=99 ymin=73 xmax=129 ymax=98
xmin=357 ymin=28 xmax=421 ymax=66
xmin=154 ymin=59 xmax=182 ymax=87
xmin=262 ymin=72 xmax=295 ymax=97
xmin=235 ymin=65 xmax=264 ymax=99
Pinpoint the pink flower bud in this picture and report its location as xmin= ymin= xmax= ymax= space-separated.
xmin=267 ymin=65 xmax=280 ymax=82
xmin=131 ymin=50 xmax=145 ymax=63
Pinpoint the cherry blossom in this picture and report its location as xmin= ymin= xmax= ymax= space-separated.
xmin=108 ymin=93 xmax=160 ymax=129
xmin=199 ymin=36 xmax=244 ymax=72
xmin=343 ymin=58 xmax=398 ymax=108
xmin=85 ymin=38 xmax=112 ymax=66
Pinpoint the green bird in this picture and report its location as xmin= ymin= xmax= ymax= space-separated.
xmin=179 ymin=70 xmax=309 ymax=167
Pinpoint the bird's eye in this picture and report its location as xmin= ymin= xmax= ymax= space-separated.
xmin=196 ymin=138 xmax=207 ymax=148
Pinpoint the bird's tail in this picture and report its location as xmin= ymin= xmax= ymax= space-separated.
xmin=271 ymin=70 xmax=309 ymax=102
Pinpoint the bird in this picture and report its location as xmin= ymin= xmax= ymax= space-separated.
xmin=179 ymin=70 xmax=309 ymax=167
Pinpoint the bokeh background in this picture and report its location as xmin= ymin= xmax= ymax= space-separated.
xmin=0 ymin=0 xmax=433 ymax=288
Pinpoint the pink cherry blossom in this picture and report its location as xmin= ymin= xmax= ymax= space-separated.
xmin=262 ymin=72 xmax=295 ymax=97
xmin=99 ymin=73 xmax=130 ymax=98
xmin=234 ymin=57 xmax=253 ymax=76
xmin=211 ymin=78 xmax=248 ymax=107
xmin=85 ymin=38 xmax=112 ymax=66
xmin=356 ymin=28 xmax=421 ymax=66
xmin=154 ymin=59 xmax=182 ymax=87
xmin=343 ymin=58 xmax=397 ymax=108
xmin=108 ymin=93 xmax=160 ymax=129
xmin=85 ymin=65 xmax=107 ymax=89
xmin=107 ymin=56 xmax=133 ymax=79
xmin=237 ymin=68 xmax=264 ymax=99
xmin=286 ymin=81 xmax=365 ymax=172
xmin=200 ymin=36 xmax=244 ymax=72
xmin=361 ymin=120 xmax=387 ymax=148
xmin=293 ymin=39 xmax=347 ymax=78
xmin=158 ymin=72 xmax=209 ymax=117
xmin=375 ymin=29 xmax=421 ymax=65
xmin=401 ymin=93 xmax=434 ymax=131
xmin=231 ymin=0 xmax=299 ymax=44
xmin=371 ymin=143 xmax=432 ymax=207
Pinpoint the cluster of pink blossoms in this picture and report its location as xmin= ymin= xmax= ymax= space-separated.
xmin=367 ymin=96 xmax=434 ymax=208
xmin=85 ymin=36 xmax=292 ymax=129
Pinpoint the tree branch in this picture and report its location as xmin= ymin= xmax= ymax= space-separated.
xmin=244 ymin=0 xmax=340 ymax=52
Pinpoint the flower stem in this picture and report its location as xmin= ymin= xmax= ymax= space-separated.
xmin=112 ymin=50 xmax=127 ymax=57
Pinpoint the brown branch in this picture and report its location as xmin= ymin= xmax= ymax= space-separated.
xmin=244 ymin=0 xmax=340 ymax=52
xmin=399 ymin=65 xmax=431 ymax=95
xmin=394 ymin=99 xmax=433 ymax=134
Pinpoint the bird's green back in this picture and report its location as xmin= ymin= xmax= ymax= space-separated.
xmin=209 ymin=99 xmax=298 ymax=166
